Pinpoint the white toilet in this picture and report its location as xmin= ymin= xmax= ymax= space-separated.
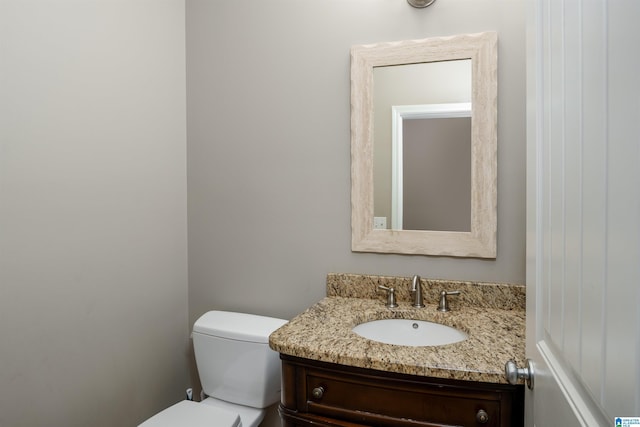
xmin=139 ymin=311 xmax=288 ymax=427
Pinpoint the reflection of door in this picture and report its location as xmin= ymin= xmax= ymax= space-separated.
xmin=527 ymin=1 xmax=639 ymax=426
xmin=390 ymin=103 xmax=472 ymax=231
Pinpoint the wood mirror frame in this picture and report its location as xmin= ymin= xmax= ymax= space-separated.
xmin=351 ymin=32 xmax=498 ymax=257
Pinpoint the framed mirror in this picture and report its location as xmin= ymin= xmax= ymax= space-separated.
xmin=351 ymin=32 xmax=497 ymax=257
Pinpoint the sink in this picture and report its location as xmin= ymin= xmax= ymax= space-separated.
xmin=352 ymin=319 xmax=467 ymax=347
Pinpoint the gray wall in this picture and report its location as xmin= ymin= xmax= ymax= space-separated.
xmin=0 ymin=1 xmax=189 ymax=426
xmin=186 ymin=0 xmax=526 ymax=321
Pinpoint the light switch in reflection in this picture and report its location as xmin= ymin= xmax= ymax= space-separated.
xmin=373 ymin=217 xmax=387 ymax=230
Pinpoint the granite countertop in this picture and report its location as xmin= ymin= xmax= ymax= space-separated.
xmin=269 ymin=274 xmax=526 ymax=384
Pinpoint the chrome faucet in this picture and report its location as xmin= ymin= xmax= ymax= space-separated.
xmin=410 ymin=275 xmax=424 ymax=308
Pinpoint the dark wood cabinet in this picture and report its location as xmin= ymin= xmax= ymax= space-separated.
xmin=279 ymin=355 xmax=524 ymax=427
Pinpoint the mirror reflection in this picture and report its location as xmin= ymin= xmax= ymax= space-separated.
xmin=394 ymin=105 xmax=472 ymax=231
xmin=373 ymin=60 xmax=472 ymax=232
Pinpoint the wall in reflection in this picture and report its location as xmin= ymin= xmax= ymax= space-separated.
xmin=403 ymin=116 xmax=471 ymax=231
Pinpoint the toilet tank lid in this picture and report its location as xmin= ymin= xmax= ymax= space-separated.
xmin=193 ymin=311 xmax=288 ymax=343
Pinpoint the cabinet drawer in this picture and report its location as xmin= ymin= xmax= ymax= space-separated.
xmin=281 ymin=356 xmax=523 ymax=427
xmin=305 ymin=369 xmax=500 ymax=426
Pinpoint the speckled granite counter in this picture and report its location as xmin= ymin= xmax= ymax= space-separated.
xmin=269 ymin=273 xmax=525 ymax=384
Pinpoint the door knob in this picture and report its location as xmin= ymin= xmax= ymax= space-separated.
xmin=505 ymin=359 xmax=534 ymax=390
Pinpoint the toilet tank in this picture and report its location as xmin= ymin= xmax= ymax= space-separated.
xmin=192 ymin=311 xmax=288 ymax=409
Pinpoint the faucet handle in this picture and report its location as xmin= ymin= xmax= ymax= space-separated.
xmin=378 ymin=285 xmax=398 ymax=308
xmin=437 ymin=290 xmax=461 ymax=312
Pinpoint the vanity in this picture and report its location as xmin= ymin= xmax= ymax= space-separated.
xmin=269 ymin=273 xmax=526 ymax=427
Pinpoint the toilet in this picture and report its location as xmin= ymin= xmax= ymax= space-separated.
xmin=139 ymin=311 xmax=288 ymax=427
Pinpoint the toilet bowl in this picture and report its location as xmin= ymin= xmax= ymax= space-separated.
xmin=138 ymin=311 xmax=288 ymax=427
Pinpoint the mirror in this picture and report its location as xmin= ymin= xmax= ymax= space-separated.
xmin=351 ymin=32 xmax=497 ymax=257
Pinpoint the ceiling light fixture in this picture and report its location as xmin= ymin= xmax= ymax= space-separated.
xmin=407 ymin=0 xmax=436 ymax=8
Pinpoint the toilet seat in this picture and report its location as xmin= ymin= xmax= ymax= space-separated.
xmin=201 ymin=396 xmax=264 ymax=427
xmin=138 ymin=400 xmax=241 ymax=427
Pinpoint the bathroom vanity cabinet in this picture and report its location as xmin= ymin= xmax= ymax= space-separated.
xmin=279 ymin=355 xmax=524 ymax=427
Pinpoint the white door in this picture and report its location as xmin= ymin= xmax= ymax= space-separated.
xmin=526 ymin=0 xmax=640 ymax=426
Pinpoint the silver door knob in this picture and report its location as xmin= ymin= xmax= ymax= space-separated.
xmin=505 ymin=359 xmax=534 ymax=390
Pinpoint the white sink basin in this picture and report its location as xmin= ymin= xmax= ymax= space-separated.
xmin=352 ymin=319 xmax=467 ymax=347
